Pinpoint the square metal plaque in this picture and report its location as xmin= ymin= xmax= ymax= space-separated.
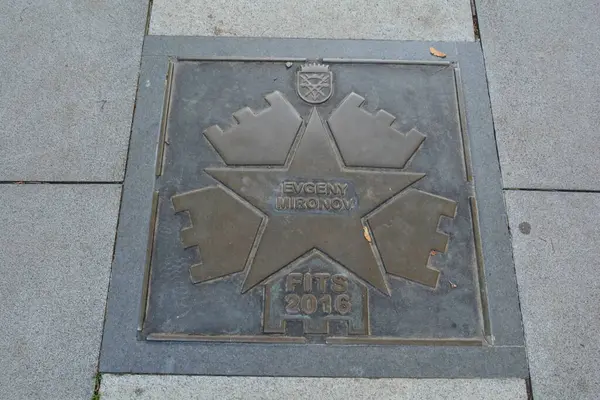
xmin=100 ymin=37 xmax=527 ymax=377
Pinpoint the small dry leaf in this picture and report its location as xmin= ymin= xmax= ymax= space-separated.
xmin=363 ymin=226 xmax=372 ymax=243
xmin=429 ymin=47 xmax=447 ymax=58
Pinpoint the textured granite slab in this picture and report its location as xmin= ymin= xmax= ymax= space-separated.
xmin=149 ymin=0 xmax=474 ymax=41
xmin=506 ymin=191 xmax=600 ymax=399
xmin=0 ymin=184 xmax=121 ymax=399
xmin=100 ymin=37 xmax=526 ymax=377
xmin=101 ymin=375 xmax=528 ymax=399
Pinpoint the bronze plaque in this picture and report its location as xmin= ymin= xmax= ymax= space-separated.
xmin=142 ymin=60 xmax=484 ymax=344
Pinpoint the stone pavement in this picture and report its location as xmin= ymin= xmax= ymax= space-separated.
xmin=0 ymin=0 xmax=148 ymax=181
xmin=0 ymin=0 xmax=598 ymax=399
xmin=477 ymin=0 xmax=600 ymax=190
xmin=0 ymin=185 xmax=121 ymax=399
xmin=505 ymin=192 xmax=600 ymax=399
xmin=0 ymin=0 xmax=147 ymax=398
xmin=148 ymin=0 xmax=474 ymax=40
xmin=101 ymin=376 xmax=527 ymax=400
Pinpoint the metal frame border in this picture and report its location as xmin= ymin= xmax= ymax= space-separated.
xmin=99 ymin=36 xmax=527 ymax=378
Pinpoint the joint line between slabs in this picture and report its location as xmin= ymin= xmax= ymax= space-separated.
xmin=503 ymin=187 xmax=600 ymax=194
xmin=0 ymin=181 xmax=122 ymax=185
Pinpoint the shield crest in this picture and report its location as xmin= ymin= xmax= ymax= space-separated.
xmin=296 ymin=64 xmax=333 ymax=104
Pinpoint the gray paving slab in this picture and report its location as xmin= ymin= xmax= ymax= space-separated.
xmin=100 ymin=39 xmax=527 ymax=377
xmin=0 ymin=0 xmax=148 ymax=181
xmin=0 ymin=184 xmax=121 ymax=400
xmin=101 ymin=375 xmax=527 ymax=399
xmin=476 ymin=0 xmax=600 ymax=190
xmin=505 ymin=191 xmax=600 ymax=399
xmin=148 ymin=0 xmax=474 ymax=41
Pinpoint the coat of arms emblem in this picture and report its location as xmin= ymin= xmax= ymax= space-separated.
xmin=296 ymin=63 xmax=333 ymax=104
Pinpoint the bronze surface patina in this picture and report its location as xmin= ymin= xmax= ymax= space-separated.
xmin=152 ymin=62 xmax=470 ymax=341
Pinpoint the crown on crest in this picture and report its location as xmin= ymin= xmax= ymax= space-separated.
xmin=300 ymin=63 xmax=330 ymax=73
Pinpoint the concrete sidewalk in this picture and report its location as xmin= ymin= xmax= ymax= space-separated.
xmin=0 ymin=0 xmax=148 ymax=398
xmin=0 ymin=0 xmax=598 ymax=399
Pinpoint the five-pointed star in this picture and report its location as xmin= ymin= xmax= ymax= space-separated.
xmin=206 ymin=109 xmax=424 ymax=294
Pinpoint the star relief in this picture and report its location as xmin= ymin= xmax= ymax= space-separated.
xmin=206 ymin=108 xmax=425 ymax=295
